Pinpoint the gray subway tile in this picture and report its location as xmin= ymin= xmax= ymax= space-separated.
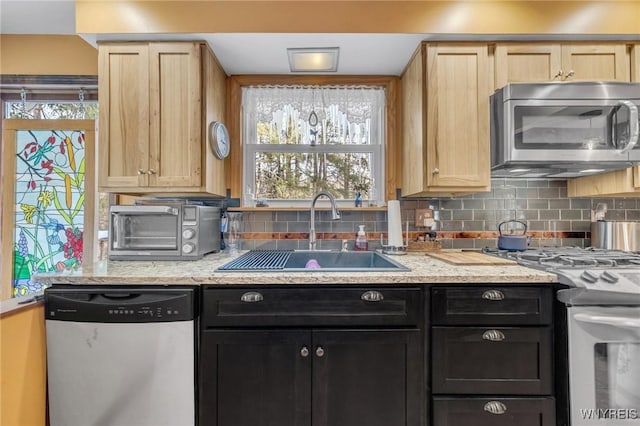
xmin=607 ymin=210 xmax=626 ymax=221
xmin=276 ymin=211 xmax=298 ymax=221
xmin=462 ymin=220 xmax=485 ymax=231
xmin=538 ymin=188 xmax=560 ymax=199
xmin=539 ymin=210 xmax=560 ymax=220
xmin=571 ymin=221 xmax=591 ymax=232
xmin=463 ymin=199 xmax=485 ymax=209
xmin=527 ymin=179 xmax=549 ymax=188
xmin=451 ymin=239 xmax=475 ymax=249
xmin=570 ymin=198 xmax=591 ymax=209
xmin=549 ymin=179 xmax=568 ymax=188
xmin=441 ymin=200 xmax=463 ymax=210
xmin=515 ymin=210 xmax=539 ymax=220
xmin=528 ymin=221 xmax=548 ymax=231
xmin=549 ymin=199 xmax=570 ymax=209
xmin=626 ymin=210 xmax=640 ymax=220
xmin=453 ymin=210 xmax=474 ymax=220
xmin=493 ymin=188 xmax=517 ymax=199
xmin=484 ymin=199 xmax=505 ymax=210
xmin=516 ymin=188 xmax=539 ymax=199
xmin=614 ymin=199 xmax=638 ymax=209
xmin=528 ymin=199 xmax=549 ymax=209
xmin=561 ymin=210 xmax=582 ymax=220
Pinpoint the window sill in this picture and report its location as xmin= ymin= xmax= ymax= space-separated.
xmin=228 ymin=206 xmax=388 ymax=212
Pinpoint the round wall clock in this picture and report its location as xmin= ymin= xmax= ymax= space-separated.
xmin=209 ymin=121 xmax=230 ymax=159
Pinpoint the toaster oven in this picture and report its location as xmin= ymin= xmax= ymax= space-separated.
xmin=109 ymin=205 xmax=221 ymax=260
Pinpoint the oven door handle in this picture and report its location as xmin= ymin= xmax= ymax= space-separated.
xmin=574 ymin=313 xmax=640 ymax=329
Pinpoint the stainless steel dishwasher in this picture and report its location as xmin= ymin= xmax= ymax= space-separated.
xmin=45 ymin=286 xmax=197 ymax=426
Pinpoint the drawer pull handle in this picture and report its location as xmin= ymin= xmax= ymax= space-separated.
xmin=361 ymin=290 xmax=384 ymax=302
xmin=484 ymin=401 xmax=507 ymax=415
xmin=300 ymin=346 xmax=309 ymax=357
xmin=315 ymin=346 xmax=325 ymax=357
xmin=482 ymin=329 xmax=505 ymax=341
xmin=240 ymin=292 xmax=263 ymax=303
xmin=482 ymin=290 xmax=504 ymax=301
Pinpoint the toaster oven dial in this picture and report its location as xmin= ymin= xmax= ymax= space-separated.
xmin=182 ymin=229 xmax=196 ymax=240
xmin=182 ymin=243 xmax=195 ymax=254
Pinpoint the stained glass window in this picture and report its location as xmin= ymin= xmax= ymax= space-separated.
xmin=12 ymin=129 xmax=86 ymax=297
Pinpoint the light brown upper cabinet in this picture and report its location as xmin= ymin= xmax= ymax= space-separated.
xmin=567 ymin=43 xmax=639 ymax=198
xmin=494 ymin=43 xmax=631 ymax=90
xmin=401 ymin=43 xmax=491 ymax=197
xmin=98 ymin=42 xmax=226 ymax=195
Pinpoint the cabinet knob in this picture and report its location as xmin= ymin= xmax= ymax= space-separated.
xmin=147 ymin=169 xmax=156 ymax=175
xmin=361 ymin=290 xmax=384 ymax=302
xmin=553 ymin=69 xmax=563 ymax=79
xmin=483 ymin=401 xmax=507 ymax=415
xmin=432 ymin=168 xmax=440 ymax=174
xmin=240 ymin=291 xmax=263 ymax=303
xmin=315 ymin=346 xmax=325 ymax=357
xmin=563 ymin=70 xmax=575 ymax=80
xmin=300 ymin=346 xmax=309 ymax=357
xmin=482 ymin=329 xmax=506 ymax=342
xmin=482 ymin=289 xmax=504 ymax=301
xmin=137 ymin=169 xmax=145 ymax=175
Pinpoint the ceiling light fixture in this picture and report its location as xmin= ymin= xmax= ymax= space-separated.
xmin=287 ymin=47 xmax=339 ymax=73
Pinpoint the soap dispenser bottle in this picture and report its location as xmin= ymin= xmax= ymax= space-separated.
xmin=354 ymin=225 xmax=369 ymax=251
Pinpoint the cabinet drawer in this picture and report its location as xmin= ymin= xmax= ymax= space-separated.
xmin=432 ymin=326 xmax=553 ymax=395
xmin=433 ymin=397 xmax=556 ymax=426
xmin=432 ymin=286 xmax=553 ymax=325
xmin=201 ymin=287 xmax=422 ymax=328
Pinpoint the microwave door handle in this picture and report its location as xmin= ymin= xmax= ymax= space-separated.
xmin=614 ymin=100 xmax=639 ymax=154
xmin=574 ymin=313 xmax=640 ymax=329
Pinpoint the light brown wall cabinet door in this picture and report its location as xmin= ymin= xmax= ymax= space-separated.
xmin=401 ymin=43 xmax=491 ymax=197
xmin=98 ymin=44 xmax=150 ymax=189
xmin=494 ymin=43 xmax=630 ymax=90
xmin=98 ymin=42 xmax=226 ymax=195
xmin=566 ymin=43 xmax=638 ymax=198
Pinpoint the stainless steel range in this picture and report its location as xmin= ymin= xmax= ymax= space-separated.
xmin=485 ymin=247 xmax=640 ymax=426
xmin=485 ymin=247 xmax=640 ymax=305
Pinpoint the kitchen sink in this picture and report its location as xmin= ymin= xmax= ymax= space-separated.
xmin=216 ymin=250 xmax=410 ymax=272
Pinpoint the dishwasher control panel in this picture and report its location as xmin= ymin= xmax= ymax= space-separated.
xmin=44 ymin=286 xmax=196 ymax=322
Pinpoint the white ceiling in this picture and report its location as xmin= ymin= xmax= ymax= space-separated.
xmin=0 ymin=0 xmax=424 ymax=75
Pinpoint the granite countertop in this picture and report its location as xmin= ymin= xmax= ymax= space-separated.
xmin=33 ymin=251 xmax=558 ymax=285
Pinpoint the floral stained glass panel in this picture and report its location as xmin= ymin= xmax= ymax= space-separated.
xmin=12 ymin=129 xmax=86 ymax=297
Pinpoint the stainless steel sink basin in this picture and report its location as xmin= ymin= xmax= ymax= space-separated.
xmin=217 ymin=250 xmax=410 ymax=272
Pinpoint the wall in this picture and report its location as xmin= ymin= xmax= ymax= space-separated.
xmin=0 ymin=304 xmax=47 ymax=426
xmin=0 ymin=35 xmax=97 ymax=75
xmin=240 ymin=179 xmax=640 ymax=251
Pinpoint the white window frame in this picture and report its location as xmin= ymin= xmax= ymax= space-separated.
xmin=242 ymin=86 xmax=386 ymax=208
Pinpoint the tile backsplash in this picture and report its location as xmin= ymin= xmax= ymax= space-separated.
xmin=238 ymin=179 xmax=640 ymax=251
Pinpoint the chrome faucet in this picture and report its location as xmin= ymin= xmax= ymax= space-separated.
xmin=309 ymin=191 xmax=341 ymax=250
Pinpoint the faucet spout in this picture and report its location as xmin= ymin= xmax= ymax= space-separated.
xmin=309 ymin=191 xmax=341 ymax=250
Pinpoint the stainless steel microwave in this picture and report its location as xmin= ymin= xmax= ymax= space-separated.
xmin=109 ymin=205 xmax=221 ymax=260
xmin=490 ymin=82 xmax=640 ymax=178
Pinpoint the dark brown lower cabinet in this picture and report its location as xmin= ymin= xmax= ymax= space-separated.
xmin=431 ymin=286 xmax=557 ymax=426
xmin=433 ymin=397 xmax=556 ymax=426
xmin=199 ymin=330 xmax=311 ymax=426
xmin=199 ymin=328 xmax=422 ymax=426
xmin=432 ymin=326 xmax=553 ymax=395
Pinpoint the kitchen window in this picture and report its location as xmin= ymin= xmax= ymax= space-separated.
xmin=242 ymin=85 xmax=385 ymax=207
